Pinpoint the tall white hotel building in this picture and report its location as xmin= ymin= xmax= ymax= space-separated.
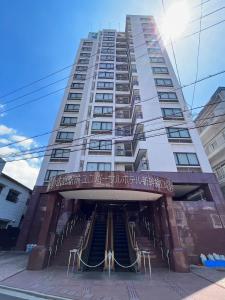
xmin=18 ymin=15 xmax=225 ymax=272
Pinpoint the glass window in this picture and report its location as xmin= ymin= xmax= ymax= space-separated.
xmin=97 ymin=82 xmax=114 ymax=89
xmin=99 ymin=63 xmax=114 ymax=69
xmin=60 ymin=117 xmax=77 ymax=125
xmin=56 ymin=131 xmax=74 ymax=141
xmin=152 ymin=67 xmax=169 ymax=74
xmin=89 ymin=140 xmax=112 ymax=150
xmin=6 ymin=189 xmax=20 ymax=203
xmin=158 ymin=92 xmax=177 ymax=100
xmin=148 ymin=48 xmax=162 ymax=54
xmin=174 ymin=153 xmax=199 ymax=166
xmin=45 ymin=170 xmax=65 ymax=181
xmin=68 ymin=93 xmax=82 ymax=100
xmin=86 ymin=162 xmax=111 ymax=171
xmin=71 ymin=83 xmax=84 ymax=89
xmin=166 ymin=127 xmax=190 ymax=138
xmin=64 ymin=104 xmax=80 ymax=112
xmin=91 ymin=122 xmax=112 ymax=131
xmin=51 ymin=149 xmax=70 ymax=158
xmin=95 ymin=93 xmax=113 ymax=102
xmin=98 ymin=72 xmax=114 ymax=79
xmin=155 ymin=78 xmax=173 ymax=87
xmin=150 ymin=57 xmax=165 ymax=63
xmin=100 ymin=55 xmax=114 ymax=61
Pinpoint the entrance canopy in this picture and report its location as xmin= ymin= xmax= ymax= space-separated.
xmin=47 ymin=171 xmax=174 ymax=201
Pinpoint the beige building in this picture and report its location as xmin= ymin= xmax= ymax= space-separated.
xmin=195 ymin=87 xmax=225 ymax=197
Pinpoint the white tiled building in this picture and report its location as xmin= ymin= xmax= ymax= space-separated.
xmin=195 ymin=87 xmax=225 ymax=198
xmin=36 ymin=15 xmax=212 ymax=185
xmin=0 ymin=158 xmax=31 ymax=228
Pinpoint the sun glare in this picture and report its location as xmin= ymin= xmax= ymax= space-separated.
xmin=161 ymin=0 xmax=190 ymax=41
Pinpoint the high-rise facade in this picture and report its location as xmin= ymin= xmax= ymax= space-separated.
xmin=18 ymin=16 xmax=225 ymax=273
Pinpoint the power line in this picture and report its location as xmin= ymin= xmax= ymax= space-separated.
xmin=4 ymin=116 xmax=225 ymax=163
xmin=0 ymin=4 xmax=222 ymax=103
xmin=191 ymin=0 xmax=204 ymax=108
xmin=1 ymin=67 xmax=225 ymax=154
xmin=1 ymin=15 xmax=225 ymax=115
xmin=3 ymin=93 xmax=225 ymax=160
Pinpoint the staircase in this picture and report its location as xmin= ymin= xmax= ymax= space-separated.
xmin=86 ymin=214 xmax=107 ymax=271
xmin=113 ymin=213 xmax=132 ymax=271
xmin=53 ymin=218 xmax=86 ymax=266
xmin=136 ymin=224 xmax=167 ymax=268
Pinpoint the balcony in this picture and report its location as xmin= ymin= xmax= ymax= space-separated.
xmin=115 ymin=124 xmax=132 ymax=136
xmin=115 ymin=142 xmax=133 ymax=156
xmin=116 ymin=94 xmax=130 ymax=104
xmin=116 ymin=83 xmax=130 ymax=92
xmin=115 ymin=108 xmax=131 ymax=119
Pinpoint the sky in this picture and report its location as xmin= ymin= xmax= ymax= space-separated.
xmin=0 ymin=0 xmax=225 ymax=188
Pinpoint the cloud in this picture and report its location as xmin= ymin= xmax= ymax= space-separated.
xmin=0 ymin=124 xmax=16 ymax=135
xmin=0 ymin=138 xmax=11 ymax=145
xmin=3 ymin=159 xmax=41 ymax=189
xmin=10 ymin=135 xmax=37 ymax=150
xmin=0 ymin=123 xmax=41 ymax=189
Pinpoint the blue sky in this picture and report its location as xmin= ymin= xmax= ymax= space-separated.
xmin=0 ymin=0 xmax=225 ymax=188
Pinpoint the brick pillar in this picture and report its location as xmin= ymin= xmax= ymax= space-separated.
xmin=27 ymin=192 xmax=61 ymax=270
xmin=165 ymin=195 xmax=189 ymax=272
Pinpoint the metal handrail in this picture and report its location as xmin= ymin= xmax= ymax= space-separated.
xmin=104 ymin=211 xmax=110 ymax=270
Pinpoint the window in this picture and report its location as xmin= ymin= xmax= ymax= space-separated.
xmin=166 ymin=127 xmax=190 ymax=139
xmin=95 ymin=93 xmax=113 ymax=102
xmin=93 ymin=106 xmax=113 ymax=116
xmin=162 ymin=108 xmax=183 ymax=119
xmin=78 ymin=59 xmax=89 ymax=64
xmin=71 ymin=83 xmax=84 ymax=89
xmin=83 ymin=41 xmax=93 ymax=46
xmin=116 ymin=83 xmax=129 ymax=91
xmin=97 ymin=82 xmax=114 ymax=90
xmin=158 ymin=92 xmax=178 ymax=101
xmin=103 ymin=37 xmax=115 ymax=41
xmin=80 ymin=52 xmax=91 ymax=58
xmin=152 ymin=67 xmax=169 ymax=74
xmin=86 ymin=162 xmax=111 ymax=171
xmin=56 ymin=131 xmax=74 ymax=141
xmin=45 ymin=170 xmax=65 ymax=182
xmin=60 ymin=117 xmax=77 ymax=126
xmin=81 ymin=46 xmax=92 ymax=51
xmin=99 ymin=63 xmax=114 ymax=70
xmin=6 ymin=189 xmax=20 ymax=203
xmin=68 ymin=93 xmax=82 ymax=100
xmin=89 ymin=140 xmax=112 ymax=151
xmin=116 ymin=73 xmax=129 ymax=80
xmin=64 ymin=104 xmax=80 ymax=112
xmin=116 ymin=64 xmax=128 ymax=71
xmin=0 ymin=184 xmax=4 ymax=194
xmin=150 ymin=57 xmax=165 ymax=63
xmin=73 ymin=74 xmax=86 ymax=80
xmin=148 ymin=48 xmax=162 ymax=54
xmin=131 ymin=64 xmax=137 ymax=72
xmin=101 ymin=48 xmax=114 ymax=54
xmin=116 ymin=50 xmax=127 ymax=55
xmin=174 ymin=153 xmax=200 ymax=166
xmin=103 ymin=32 xmax=115 ymax=36
xmin=116 ymin=56 xmax=128 ymax=63
xmin=100 ymin=55 xmax=114 ymax=61
xmin=102 ymin=42 xmax=114 ymax=47
xmin=91 ymin=122 xmax=112 ymax=131
xmin=76 ymin=66 xmax=88 ymax=72
xmin=98 ymin=72 xmax=114 ymax=79
xmin=51 ymin=149 xmax=70 ymax=159
xmin=155 ymin=78 xmax=173 ymax=87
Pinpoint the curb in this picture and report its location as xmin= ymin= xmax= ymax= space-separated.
xmin=0 ymin=284 xmax=73 ymax=300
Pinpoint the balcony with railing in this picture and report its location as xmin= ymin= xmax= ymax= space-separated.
xmin=115 ymin=142 xmax=133 ymax=157
xmin=115 ymin=124 xmax=132 ymax=136
xmin=115 ymin=108 xmax=131 ymax=119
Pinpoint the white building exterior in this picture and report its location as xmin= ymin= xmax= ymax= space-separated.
xmin=195 ymin=87 xmax=225 ymax=197
xmin=36 ymin=15 xmax=212 ymax=186
xmin=0 ymin=159 xmax=31 ymax=228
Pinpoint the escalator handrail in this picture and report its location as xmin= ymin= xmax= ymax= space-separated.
xmin=79 ymin=207 xmax=97 ymax=253
xmin=104 ymin=210 xmax=110 ymax=270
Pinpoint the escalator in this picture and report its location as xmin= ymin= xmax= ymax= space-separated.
xmin=86 ymin=213 xmax=107 ymax=271
xmin=113 ymin=212 xmax=132 ymax=271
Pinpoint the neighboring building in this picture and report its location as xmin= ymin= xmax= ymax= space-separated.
xmin=0 ymin=158 xmax=31 ymax=229
xmin=195 ymin=87 xmax=225 ymax=198
xmin=18 ymin=15 xmax=225 ymax=273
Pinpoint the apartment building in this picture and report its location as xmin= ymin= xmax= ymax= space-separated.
xmin=195 ymin=87 xmax=225 ymax=198
xmin=18 ymin=15 xmax=225 ymax=273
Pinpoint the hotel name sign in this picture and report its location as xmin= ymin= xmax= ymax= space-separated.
xmin=47 ymin=172 xmax=174 ymax=195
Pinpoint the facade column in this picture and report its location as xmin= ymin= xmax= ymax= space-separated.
xmin=164 ymin=195 xmax=189 ymax=272
xmin=27 ymin=192 xmax=61 ymax=270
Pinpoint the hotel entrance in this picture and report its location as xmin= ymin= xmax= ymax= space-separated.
xmin=25 ymin=171 xmax=189 ymax=273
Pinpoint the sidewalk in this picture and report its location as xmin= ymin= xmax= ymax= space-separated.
xmin=0 ymin=265 xmax=225 ymax=299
